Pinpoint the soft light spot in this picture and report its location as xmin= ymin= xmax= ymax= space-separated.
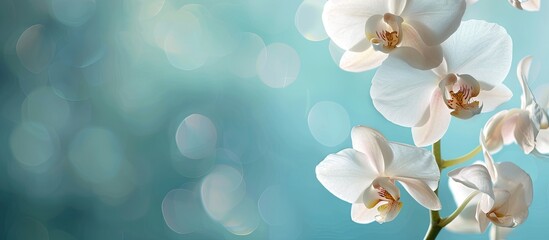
xmin=51 ymin=0 xmax=96 ymax=27
xmin=124 ymin=0 xmax=165 ymax=20
xmin=228 ymin=32 xmax=266 ymax=78
xmin=10 ymin=122 xmax=57 ymax=167
xmin=201 ymin=165 xmax=246 ymax=221
xmin=256 ymin=43 xmax=300 ymax=88
xmin=222 ymin=197 xmax=261 ymax=236
xmin=308 ymin=101 xmax=350 ymax=147
xmin=258 ymin=185 xmax=297 ymax=226
xmin=163 ymin=7 xmax=207 ymax=70
xmin=57 ymin=29 xmax=106 ymax=68
xmin=68 ymin=127 xmax=124 ymax=184
xmin=162 ymin=189 xmax=202 ymax=234
xmin=295 ymin=0 xmax=328 ymax=41
xmin=92 ymin=160 xmax=137 ymax=205
xmin=175 ymin=114 xmax=217 ymax=159
xmin=16 ymin=24 xmax=55 ymax=73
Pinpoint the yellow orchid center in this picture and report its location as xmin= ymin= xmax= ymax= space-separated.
xmin=366 ymin=13 xmax=403 ymax=53
xmin=440 ymin=73 xmax=483 ymax=119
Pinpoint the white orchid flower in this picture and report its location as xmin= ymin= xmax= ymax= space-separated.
xmin=483 ymin=56 xmax=549 ymax=155
xmin=371 ymin=20 xmax=513 ymax=147
xmin=446 ymin=146 xmax=533 ymax=235
xmin=509 ymin=0 xmax=540 ymax=11
xmin=315 ymin=126 xmax=441 ymax=224
xmin=322 ymin=0 xmax=465 ymax=72
xmin=466 ymin=0 xmax=479 ymax=5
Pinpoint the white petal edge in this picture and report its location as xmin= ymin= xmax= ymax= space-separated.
xmin=322 ymin=0 xmax=390 ymax=50
xmin=517 ymin=56 xmax=534 ymax=108
xmin=316 ymin=149 xmax=378 ymax=203
xmin=385 ymin=142 xmax=439 ymax=190
xmin=490 ymin=226 xmax=513 ymax=240
xmin=401 ymin=0 xmax=466 ymax=46
xmin=339 ymin=47 xmax=388 ymax=72
xmin=394 ymin=177 xmax=441 ymax=210
xmin=477 ymin=84 xmax=513 ymax=113
xmin=412 ymin=89 xmax=452 ymax=147
xmin=442 ymin=20 xmax=513 ymax=90
xmin=391 ymin=23 xmax=443 ymax=70
xmin=448 ymin=164 xmax=495 ymax=212
xmin=351 ymin=126 xmax=392 ymax=173
xmin=371 ymin=56 xmax=439 ymax=128
xmin=482 ymin=110 xmax=511 ymax=154
xmin=351 ymin=202 xmax=378 ymax=224
xmin=535 ymin=128 xmax=549 ymax=155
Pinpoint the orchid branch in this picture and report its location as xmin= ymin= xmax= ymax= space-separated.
xmin=441 ymin=145 xmax=482 ymax=169
xmin=439 ymin=191 xmax=480 ymax=227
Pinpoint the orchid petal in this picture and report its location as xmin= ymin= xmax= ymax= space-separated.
xmin=389 ymin=0 xmax=407 ymax=15
xmin=351 ymin=126 xmax=393 ymax=173
xmin=371 ymin=56 xmax=438 ymax=128
xmin=351 ymin=202 xmax=378 ymax=224
xmin=385 ymin=142 xmax=439 ymax=190
xmin=482 ymin=110 xmax=518 ymax=154
xmin=448 ymin=164 xmax=495 ymax=212
xmin=401 ymin=0 xmax=465 ymax=46
xmin=466 ymin=0 xmax=480 ymax=5
xmin=449 ymin=177 xmax=478 ymax=205
xmin=447 ymin=178 xmax=484 ymax=233
xmin=535 ymin=129 xmax=549 ymax=155
xmin=394 ymin=177 xmax=441 ymax=210
xmin=412 ymin=89 xmax=452 ymax=147
xmin=446 ymin=203 xmax=483 ymax=233
xmin=476 ymin=203 xmax=490 ymax=233
xmin=348 ymin=37 xmax=372 ymax=52
xmin=323 ymin=0 xmax=389 ymax=50
xmin=442 ymin=20 xmax=512 ymax=90
xmin=494 ymin=162 xmax=533 ymax=207
xmin=482 ymin=144 xmax=498 ymax=183
xmin=509 ymin=0 xmax=540 ymax=11
xmin=518 ymin=56 xmax=535 ymax=108
xmin=477 ymin=85 xmax=513 ymax=113
xmin=521 ymin=0 xmax=541 ymax=11
xmin=339 ymin=47 xmax=388 ymax=72
xmin=316 ymin=149 xmax=378 ymax=203
xmin=499 ymin=110 xmax=522 ymax=145
xmin=375 ymin=201 xmax=402 ymax=223
xmin=513 ymin=110 xmax=536 ymax=154
xmin=490 ymin=226 xmax=513 ymax=240
xmin=391 ymin=23 xmax=443 ymax=70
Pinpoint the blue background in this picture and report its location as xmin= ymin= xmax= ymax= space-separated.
xmin=1 ymin=0 xmax=549 ymax=239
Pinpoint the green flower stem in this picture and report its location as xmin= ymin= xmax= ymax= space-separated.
xmin=439 ymin=191 xmax=480 ymax=227
xmin=441 ymin=145 xmax=482 ymax=169
xmin=424 ymin=141 xmax=443 ymax=240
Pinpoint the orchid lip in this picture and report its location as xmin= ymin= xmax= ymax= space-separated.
xmin=366 ymin=13 xmax=404 ymax=53
xmin=439 ymin=73 xmax=483 ymax=119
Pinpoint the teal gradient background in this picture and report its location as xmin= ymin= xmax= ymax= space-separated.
xmin=1 ymin=0 xmax=549 ymax=239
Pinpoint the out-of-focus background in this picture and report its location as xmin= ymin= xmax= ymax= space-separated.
xmin=1 ymin=0 xmax=549 ymax=239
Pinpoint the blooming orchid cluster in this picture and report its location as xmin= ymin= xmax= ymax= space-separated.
xmin=314 ymin=0 xmax=546 ymax=239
